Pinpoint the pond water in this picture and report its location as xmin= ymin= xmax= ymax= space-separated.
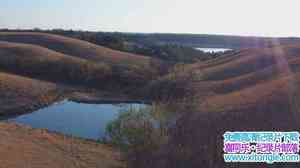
xmin=195 ymin=47 xmax=232 ymax=53
xmin=8 ymin=100 xmax=147 ymax=140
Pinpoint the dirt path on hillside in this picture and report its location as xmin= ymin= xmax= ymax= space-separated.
xmin=0 ymin=122 xmax=124 ymax=168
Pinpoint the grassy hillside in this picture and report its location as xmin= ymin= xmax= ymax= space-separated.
xmin=0 ymin=32 xmax=151 ymax=66
xmin=192 ymin=45 xmax=300 ymax=81
xmin=0 ymin=40 xmax=160 ymax=92
xmin=0 ymin=41 xmax=110 ymax=85
xmin=2 ymin=31 xmax=300 ymax=168
xmin=0 ymin=72 xmax=60 ymax=116
xmin=0 ymin=33 xmax=159 ymax=167
xmin=0 ymin=32 xmax=167 ymax=118
xmin=140 ymin=44 xmax=300 ymax=168
xmin=0 ymin=122 xmax=124 ymax=168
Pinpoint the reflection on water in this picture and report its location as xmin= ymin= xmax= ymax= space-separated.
xmin=8 ymin=100 xmax=147 ymax=140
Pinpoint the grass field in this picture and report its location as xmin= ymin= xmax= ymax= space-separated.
xmin=0 ymin=72 xmax=61 ymax=116
xmin=0 ymin=32 xmax=151 ymax=66
xmin=0 ymin=122 xmax=124 ymax=168
xmin=2 ymin=32 xmax=300 ymax=168
xmin=0 ymin=33 xmax=164 ymax=94
xmin=131 ymin=43 xmax=300 ymax=168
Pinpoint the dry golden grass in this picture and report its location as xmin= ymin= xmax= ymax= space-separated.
xmin=0 ymin=32 xmax=151 ymax=66
xmin=184 ymin=45 xmax=300 ymax=112
xmin=147 ymin=45 xmax=300 ymax=168
xmin=191 ymin=45 xmax=300 ymax=81
xmin=162 ymin=73 xmax=300 ymax=168
xmin=0 ymin=40 xmax=86 ymax=63
xmin=0 ymin=39 xmax=162 ymax=92
xmin=200 ymin=75 xmax=293 ymax=111
xmin=0 ymin=41 xmax=146 ymax=91
xmin=2 ymin=32 xmax=300 ymax=168
xmin=0 ymin=122 xmax=124 ymax=168
xmin=0 ymin=72 xmax=59 ymax=115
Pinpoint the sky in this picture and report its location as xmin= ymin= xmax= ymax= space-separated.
xmin=1 ymin=0 xmax=300 ymax=37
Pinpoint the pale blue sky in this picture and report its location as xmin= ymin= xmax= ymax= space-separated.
xmin=1 ymin=0 xmax=300 ymax=37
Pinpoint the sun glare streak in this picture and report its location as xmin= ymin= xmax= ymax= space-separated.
xmin=270 ymin=39 xmax=291 ymax=74
xmin=269 ymin=39 xmax=300 ymax=121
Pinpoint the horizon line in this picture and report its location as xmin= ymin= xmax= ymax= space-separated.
xmin=0 ymin=27 xmax=299 ymax=39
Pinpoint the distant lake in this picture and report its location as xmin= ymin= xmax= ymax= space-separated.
xmin=195 ymin=48 xmax=232 ymax=53
xmin=7 ymin=100 xmax=147 ymax=140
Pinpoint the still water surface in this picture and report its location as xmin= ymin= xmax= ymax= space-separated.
xmin=8 ymin=100 xmax=147 ymax=140
xmin=195 ymin=47 xmax=232 ymax=53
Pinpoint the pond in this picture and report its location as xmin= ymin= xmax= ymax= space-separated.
xmin=195 ymin=47 xmax=232 ymax=53
xmin=7 ymin=100 xmax=148 ymax=140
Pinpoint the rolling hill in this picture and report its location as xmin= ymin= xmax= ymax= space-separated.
xmin=0 ymin=33 xmax=163 ymax=93
xmin=0 ymin=32 xmax=151 ymax=66
xmin=0 ymin=41 xmax=112 ymax=85
xmin=0 ymin=32 xmax=159 ymax=168
xmin=0 ymin=32 xmax=164 ymax=117
xmin=2 ymin=31 xmax=300 ymax=168
xmin=143 ymin=43 xmax=300 ymax=168
xmin=0 ymin=72 xmax=60 ymax=116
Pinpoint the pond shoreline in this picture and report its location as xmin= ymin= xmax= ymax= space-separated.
xmin=71 ymin=99 xmax=151 ymax=105
xmin=0 ymin=89 xmax=65 ymax=119
xmin=1 ymin=88 xmax=149 ymax=119
xmin=68 ymin=91 xmax=151 ymax=104
xmin=7 ymin=99 xmax=149 ymax=140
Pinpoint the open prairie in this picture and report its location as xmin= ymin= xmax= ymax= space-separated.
xmin=149 ymin=44 xmax=300 ymax=168
xmin=2 ymin=0 xmax=300 ymax=167
xmin=1 ymin=31 xmax=300 ymax=168
xmin=0 ymin=32 xmax=151 ymax=66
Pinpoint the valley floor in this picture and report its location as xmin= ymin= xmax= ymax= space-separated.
xmin=0 ymin=122 xmax=124 ymax=168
